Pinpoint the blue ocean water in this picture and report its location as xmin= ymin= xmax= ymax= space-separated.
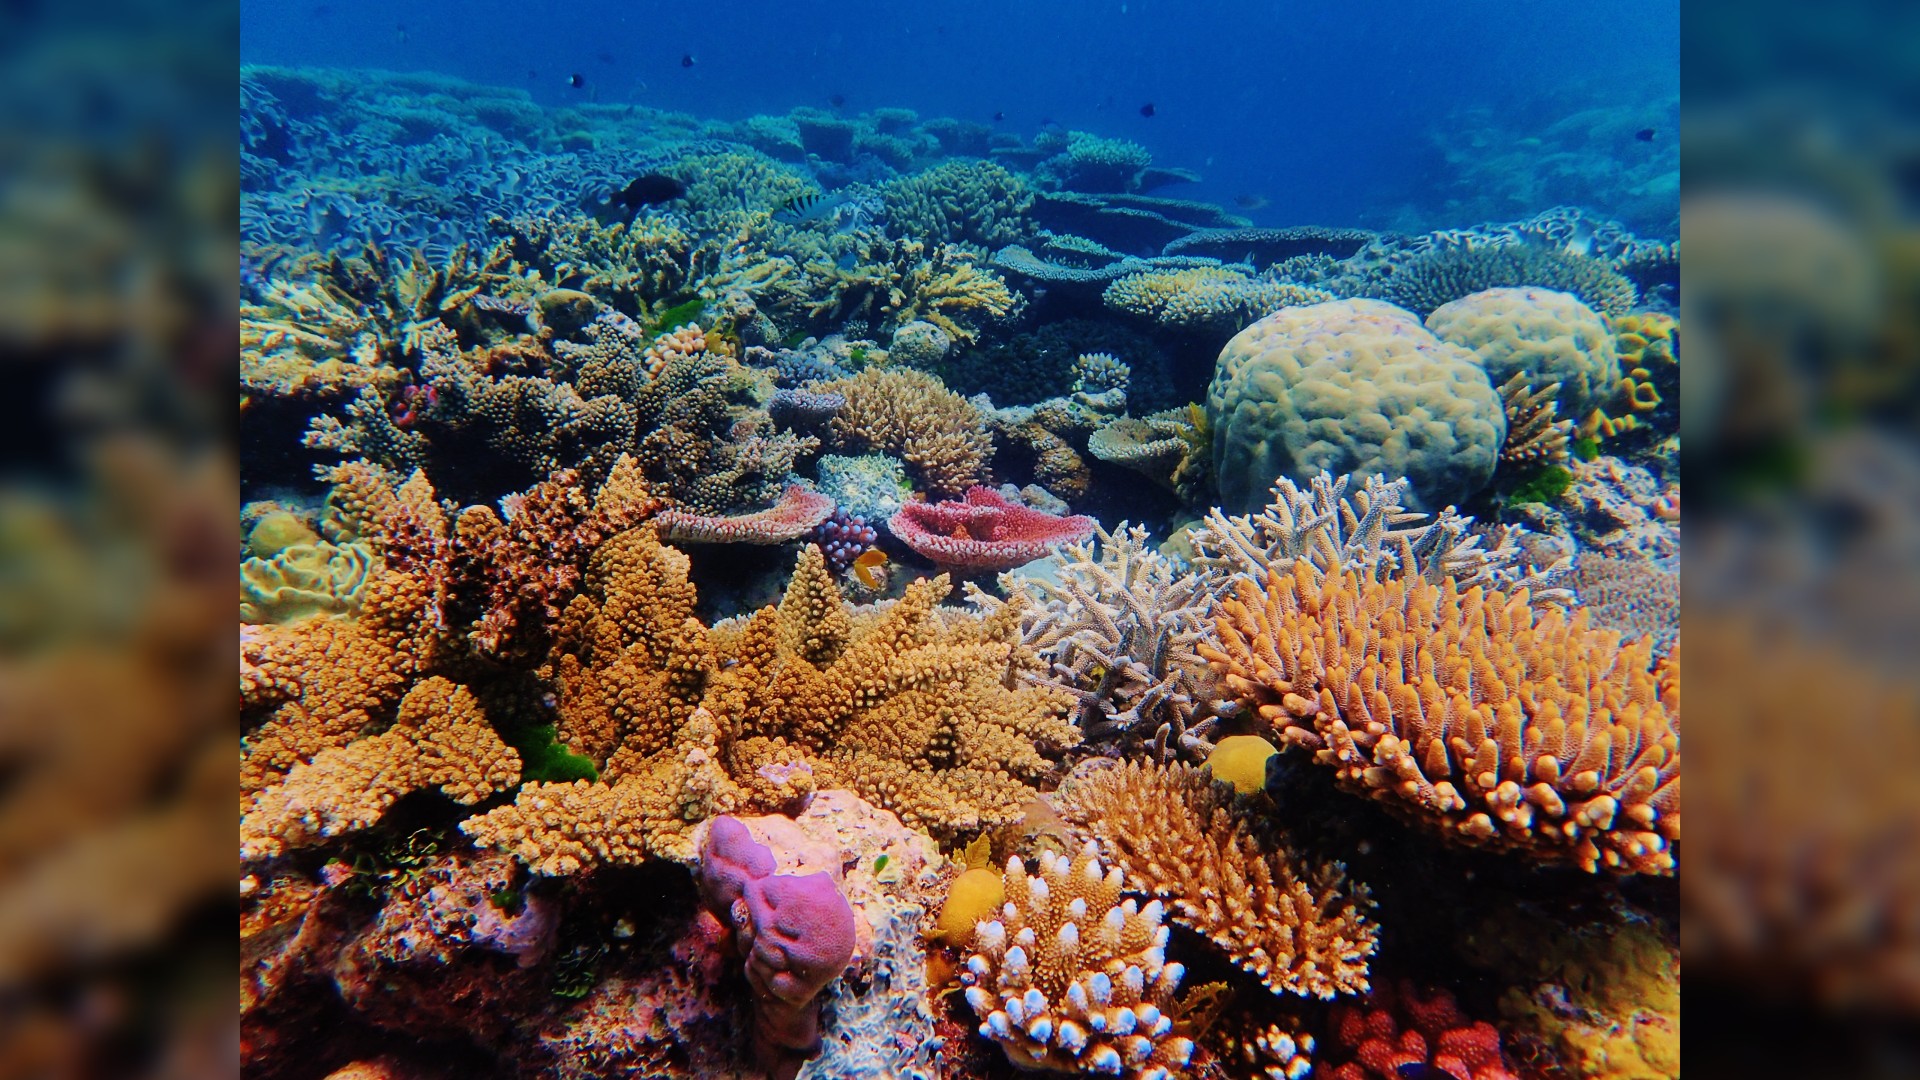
xmin=242 ymin=0 xmax=1679 ymax=234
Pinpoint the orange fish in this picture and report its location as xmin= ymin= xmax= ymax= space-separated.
xmin=851 ymin=548 xmax=889 ymax=589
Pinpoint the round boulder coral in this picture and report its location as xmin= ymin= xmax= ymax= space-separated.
xmin=1425 ymin=287 xmax=1618 ymax=418
xmin=888 ymin=320 xmax=953 ymax=370
xmin=1206 ymin=299 xmax=1503 ymax=514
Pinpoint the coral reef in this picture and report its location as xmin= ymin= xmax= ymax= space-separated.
xmin=881 ymin=160 xmax=1034 ymax=252
xmin=1359 ymin=242 xmax=1636 ymax=318
xmin=889 ymin=486 xmax=1097 ymax=573
xmin=656 ymin=485 xmax=836 ymax=545
xmin=813 ymin=453 xmax=914 ymax=523
xmin=818 ymin=368 xmax=993 ymax=498
xmin=958 ymin=844 xmax=1201 ymax=1076
xmin=1052 ymin=760 xmax=1378 ymax=1000
xmin=1200 ymin=561 xmax=1680 ymax=875
xmin=240 ymin=540 xmax=377 ymax=624
xmin=1207 ymin=300 xmax=1505 ymax=513
xmin=1425 ymin=287 xmax=1618 ymax=418
xmin=1495 ymin=373 xmax=1574 ymax=469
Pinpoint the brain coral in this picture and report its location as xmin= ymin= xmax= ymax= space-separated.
xmin=1425 ymin=287 xmax=1618 ymax=418
xmin=1206 ymin=299 xmax=1505 ymax=514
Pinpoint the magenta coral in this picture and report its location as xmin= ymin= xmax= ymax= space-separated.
xmin=1324 ymin=979 xmax=1517 ymax=1080
xmin=886 ymin=485 xmax=1095 ymax=572
xmin=657 ymin=485 xmax=837 ymax=545
xmin=697 ymin=815 xmax=858 ymax=1080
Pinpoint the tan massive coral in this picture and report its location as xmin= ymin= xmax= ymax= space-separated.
xmin=1199 ymin=562 xmax=1679 ymax=876
xmin=1052 ymin=760 xmax=1378 ymax=1000
xmin=1426 ymin=287 xmax=1618 ymax=419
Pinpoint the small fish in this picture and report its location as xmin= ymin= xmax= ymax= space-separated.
xmin=526 ymin=68 xmax=538 ymax=80
xmin=1635 ymin=127 xmax=1656 ymax=142
xmin=394 ymin=22 xmax=407 ymax=43
xmin=828 ymin=92 xmax=846 ymax=109
xmin=1233 ymin=194 xmax=1270 ymax=211
xmin=596 ymin=49 xmax=616 ymax=64
xmin=680 ymin=53 xmax=696 ymax=68
xmin=872 ymin=853 xmax=890 ymax=874
xmin=835 ymin=251 xmax=859 ymax=271
xmin=568 ymin=73 xmax=585 ymax=89
xmin=992 ymin=110 xmax=1005 ymax=122
xmin=601 ymin=174 xmax=687 ymax=224
xmin=1139 ymin=102 xmax=1155 ymax=118
xmin=773 ymin=191 xmax=840 ymax=225
xmin=851 ymin=548 xmax=889 ymax=588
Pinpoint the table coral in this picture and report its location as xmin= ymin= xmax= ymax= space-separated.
xmin=1361 ymin=242 xmax=1637 ymax=318
xmin=1206 ymin=299 xmax=1505 ymax=514
xmin=890 ymin=486 xmax=1097 ymax=573
xmin=241 ymin=677 xmax=521 ymax=859
xmin=818 ymin=367 xmax=993 ymax=497
xmin=1199 ymin=561 xmax=1680 ymax=875
xmin=1104 ymin=266 xmax=1333 ymax=334
xmin=1052 ymin=760 xmax=1378 ymax=1000
xmin=656 ymin=485 xmax=836 ymax=545
xmin=958 ymin=844 xmax=1201 ymax=1077
xmin=1426 ymin=287 xmax=1619 ymax=418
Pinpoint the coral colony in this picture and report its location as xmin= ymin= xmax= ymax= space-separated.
xmin=241 ymin=66 xmax=1678 ymax=1080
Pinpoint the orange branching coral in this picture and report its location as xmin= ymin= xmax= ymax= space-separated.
xmin=1054 ymin=760 xmax=1378 ymax=1000
xmin=818 ymin=368 xmax=992 ymax=498
xmin=1199 ymin=563 xmax=1679 ymax=875
xmin=641 ymin=322 xmax=709 ymax=379
xmin=239 ymin=567 xmax=436 ymax=797
xmin=463 ymin=543 xmax=1080 ymax=874
xmin=240 ymin=677 xmax=521 ymax=860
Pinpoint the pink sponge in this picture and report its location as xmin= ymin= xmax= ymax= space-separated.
xmin=697 ymin=815 xmax=858 ymax=1080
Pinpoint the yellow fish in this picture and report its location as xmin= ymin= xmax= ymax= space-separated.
xmin=851 ymin=547 xmax=889 ymax=589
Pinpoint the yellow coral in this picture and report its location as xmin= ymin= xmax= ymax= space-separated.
xmin=959 ymin=845 xmax=1199 ymax=1077
xmin=240 ymin=677 xmax=520 ymax=859
xmin=819 ymin=367 xmax=993 ymax=497
xmin=1199 ymin=562 xmax=1680 ymax=875
xmin=1104 ymin=267 xmax=1331 ymax=332
xmin=1053 ymin=760 xmax=1377 ymax=999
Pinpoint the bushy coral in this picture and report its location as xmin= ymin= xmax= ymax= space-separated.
xmin=1206 ymin=299 xmax=1505 ymax=514
xmin=818 ymin=367 xmax=993 ymax=497
xmin=1426 ymin=287 xmax=1618 ymax=418
xmin=1036 ymin=131 xmax=1155 ymax=193
xmin=1360 ymin=242 xmax=1636 ymax=318
xmin=806 ymin=237 xmax=1020 ymax=345
xmin=1053 ymin=760 xmax=1378 ymax=1000
xmin=881 ymin=160 xmax=1034 ymax=253
xmin=1200 ymin=560 xmax=1679 ymax=875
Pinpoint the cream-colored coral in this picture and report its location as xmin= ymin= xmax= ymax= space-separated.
xmin=1426 ymin=287 xmax=1618 ymax=418
xmin=641 ymin=323 xmax=709 ymax=380
xmin=1496 ymin=373 xmax=1574 ymax=468
xmin=1105 ymin=267 xmax=1332 ymax=333
xmin=240 ymin=677 xmax=520 ymax=860
xmin=1053 ymin=760 xmax=1378 ymax=999
xmin=959 ymin=845 xmax=1199 ymax=1077
xmin=819 ymin=367 xmax=993 ymax=497
xmin=239 ymin=541 xmax=377 ymax=624
xmin=1199 ymin=562 xmax=1679 ymax=875
xmin=1206 ymin=299 xmax=1505 ymax=514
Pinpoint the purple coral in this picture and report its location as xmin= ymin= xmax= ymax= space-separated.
xmin=769 ymin=387 xmax=846 ymax=431
xmin=697 ymin=816 xmax=857 ymax=1080
xmin=809 ymin=510 xmax=878 ymax=576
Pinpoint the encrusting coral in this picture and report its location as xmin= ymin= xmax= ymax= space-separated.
xmin=818 ymin=367 xmax=993 ymax=498
xmin=460 ymin=538 xmax=1080 ymax=872
xmin=1199 ymin=561 xmax=1680 ymax=875
xmin=1052 ymin=760 xmax=1379 ymax=1000
xmin=240 ymin=676 xmax=521 ymax=859
xmin=958 ymin=844 xmax=1202 ymax=1077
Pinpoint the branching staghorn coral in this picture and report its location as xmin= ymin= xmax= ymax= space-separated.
xmin=1188 ymin=470 xmax=1571 ymax=604
xmin=1497 ymin=373 xmax=1573 ymax=469
xmin=1198 ymin=562 xmax=1680 ymax=875
xmin=804 ymin=237 xmax=1021 ymax=345
xmin=958 ymin=844 xmax=1202 ymax=1077
xmin=631 ymin=347 xmax=818 ymax=512
xmin=1053 ymin=760 xmax=1379 ymax=1000
xmin=240 ymin=676 xmax=521 ymax=860
xmin=969 ymin=523 xmax=1218 ymax=756
xmin=818 ymin=367 xmax=993 ymax=497
xmin=482 ymin=214 xmax=694 ymax=319
xmin=461 ymin=539 xmax=1080 ymax=873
